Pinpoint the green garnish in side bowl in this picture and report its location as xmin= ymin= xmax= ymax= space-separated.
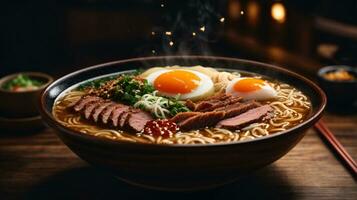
xmin=2 ymin=74 xmax=44 ymax=92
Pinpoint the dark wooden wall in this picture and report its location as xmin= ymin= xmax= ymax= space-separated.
xmin=1 ymin=0 xmax=356 ymax=77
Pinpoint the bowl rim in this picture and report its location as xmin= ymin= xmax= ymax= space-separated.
xmin=0 ymin=115 xmax=42 ymax=122
xmin=39 ymin=55 xmax=326 ymax=148
xmin=317 ymin=65 xmax=357 ymax=83
xmin=0 ymin=72 xmax=54 ymax=93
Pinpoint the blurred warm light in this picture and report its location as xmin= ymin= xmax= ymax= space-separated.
xmin=169 ymin=41 xmax=174 ymax=46
xmin=271 ymin=3 xmax=286 ymax=23
xmin=317 ymin=44 xmax=339 ymax=59
xmin=220 ymin=17 xmax=225 ymax=23
xmin=228 ymin=0 xmax=241 ymax=19
xmin=165 ymin=31 xmax=172 ymax=36
xmin=200 ymin=26 xmax=206 ymax=32
xmin=247 ymin=1 xmax=259 ymax=26
xmin=268 ymin=46 xmax=284 ymax=60
xmin=192 ymin=32 xmax=196 ymax=36
xmin=151 ymin=31 xmax=155 ymax=35
xmin=240 ymin=10 xmax=244 ymax=15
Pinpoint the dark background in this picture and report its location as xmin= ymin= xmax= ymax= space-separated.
xmin=1 ymin=1 xmax=357 ymax=199
xmin=1 ymin=0 xmax=357 ymax=77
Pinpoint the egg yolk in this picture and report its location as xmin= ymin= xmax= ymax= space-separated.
xmin=233 ymin=78 xmax=265 ymax=92
xmin=154 ymin=70 xmax=200 ymax=94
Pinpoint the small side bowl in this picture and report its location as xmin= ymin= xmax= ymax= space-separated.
xmin=0 ymin=115 xmax=44 ymax=133
xmin=317 ymin=65 xmax=357 ymax=110
xmin=0 ymin=72 xmax=53 ymax=118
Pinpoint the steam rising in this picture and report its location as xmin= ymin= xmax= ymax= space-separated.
xmin=149 ymin=0 xmax=226 ymax=56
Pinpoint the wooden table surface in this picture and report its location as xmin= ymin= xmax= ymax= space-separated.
xmin=0 ymin=113 xmax=356 ymax=200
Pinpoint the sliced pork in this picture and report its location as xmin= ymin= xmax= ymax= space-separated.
xmin=119 ymin=111 xmax=131 ymax=128
xmin=101 ymin=104 xmax=119 ymax=124
xmin=170 ymin=112 xmax=201 ymax=123
xmin=186 ymin=94 xmax=243 ymax=112
xmin=179 ymin=111 xmax=226 ymax=131
xmin=207 ymin=93 xmax=232 ymax=101
xmin=199 ymin=96 xmax=242 ymax=112
xmin=72 ymin=96 xmax=153 ymax=132
xmin=223 ymin=101 xmax=260 ymax=118
xmin=72 ymin=94 xmax=270 ymax=133
xmin=216 ymin=105 xmax=273 ymax=129
xmin=185 ymin=93 xmax=231 ymax=111
xmin=195 ymin=101 xmax=217 ymax=111
xmin=172 ymin=101 xmax=263 ymax=131
xmin=111 ymin=106 xmax=130 ymax=127
xmin=126 ymin=111 xmax=153 ymax=132
xmin=185 ymin=100 xmax=196 ymax=111
xmin=92 ymin=101 xmax=114 ymax=122
xmin=84 ymin=100 xmax=103 ymax=119
xmin=73 ymin=96 xmax=102 ymax=112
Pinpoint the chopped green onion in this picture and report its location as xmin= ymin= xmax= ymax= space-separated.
xmin=134 ymin=91 xmax=190 ymax=118
xmin=2 ymin=74 xmax=43 ymax=91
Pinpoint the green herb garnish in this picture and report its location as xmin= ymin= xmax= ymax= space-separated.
xmin=77 ymin=73 xmax=190 ymax=118
xmin=2 ymin=74 xmax=43 ymax=91
xmin=111 ymin=75 xmax=155 ymax=105
xmin=167 ymin=99 xmax=191 ymax=116
xmin=77 ymin=76 xmax=117 ymax=91
xmin=134 ymin=92 xmax=190 ymax=118
xmin=80 ymin=74 xmax=154 ymax=105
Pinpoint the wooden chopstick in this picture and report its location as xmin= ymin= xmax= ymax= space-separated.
xmin=314 ymin=120 xmax=357 ymax=179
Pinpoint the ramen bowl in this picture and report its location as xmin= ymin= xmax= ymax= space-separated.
xmin=39 ymin=56 xmax=326 ymax=191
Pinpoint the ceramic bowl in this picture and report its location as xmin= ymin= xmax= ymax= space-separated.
xmin=39 ymin=56 xmax=326 ymax=191
xmin=317 ymin=65 xmax=357 ymax=110
xmin=0 ymin=115 xmax=44 ymax=132
xmin=0 ymin=72 xmax=53 ymax=118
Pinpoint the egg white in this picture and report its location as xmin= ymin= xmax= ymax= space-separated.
xmin=226 ymin=77 xmax=277 ymax=101
xmin=146 ymin=69 xmax=214 ymax=101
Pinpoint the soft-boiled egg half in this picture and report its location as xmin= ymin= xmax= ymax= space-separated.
xmin=146 ymin=69 xmax=214 ymax=101
xmin=226 ymin=77 xmax=277 ymax=101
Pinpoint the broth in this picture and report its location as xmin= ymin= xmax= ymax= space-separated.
xmin=53 ymin=67 xmax=311 ymax=144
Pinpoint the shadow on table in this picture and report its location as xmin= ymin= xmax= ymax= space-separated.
xmin=26 ymin=165 xmax=294 ymax=200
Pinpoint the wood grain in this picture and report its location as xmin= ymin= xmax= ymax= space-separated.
xmin=315 ymin=120 xmax=357 ymax=177
xmin=0 ymin=113 xmax=356 ymax=199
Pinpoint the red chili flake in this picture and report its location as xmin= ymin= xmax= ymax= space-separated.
xmin=142 ymin=119 xmax=179 ymax=138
